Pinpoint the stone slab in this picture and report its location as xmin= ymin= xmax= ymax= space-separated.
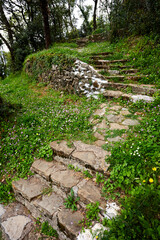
xmin=131 ymin=95 xmax=154 ymax=102
xmin=72 ymin=141 xmax=110 ymax=172
xmin=12 ymin=176 xmax=49 ymax=201
xmin=33 ymin=191 xmax=64 ymax=218
xmin=93 ymin=108 xmax=106 ymax=117
xmin=58 ymin=209 xmax=83 ymax=239
xmin=51 ymin=168 xmax=82 ymax=191
xmin=31 ymin=159 xmax=55 ymax=180
xmin=94 ymin=140 xmax=106 ymax=147
xmin=50 ymin=140 xmax=75 ymax=157
xmin=78 ymin=180 xmax=106 ymax=209
xmin=103 ymin=90 xmax=123 ymax=98
xmin=94 ymin=132 xmax=105 ymax=141
xmin=0 ymin=204 xmax=5 ymax=217
xmin=110 ymin=123 xmax=128 ymax=130
xmin=122 ymin=119 xmax=139 ymax=126
xmin=107 ymin=136 xmax=123 ymax=142
xmin=120 ymin=110 xmax=130 ymax=115
xmin=97 ymin=119 xmax=109 ymax=129
xmin=109 ymin=105 xmax=122 ymax=111
xmin=1 ymin=215 xmax=31 ymax=240
xmin=106 ymin=114 xmax=124 ymax=123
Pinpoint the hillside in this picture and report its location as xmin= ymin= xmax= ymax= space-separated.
xmin=0 ymin=37 xmax=160 ymax=240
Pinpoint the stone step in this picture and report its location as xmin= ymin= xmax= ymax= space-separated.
xmin=121 ymin=69 xmax=138 ymax=74
xmin=103 ymin=90 xmax=154 ymax=102
xmin=104 ymin=75 xmax=147 ymax=81
xmin=108 ymin=64 xmax=134 ymax=69
xmin=104 ymin=75 xmax=125 ymax=80
xmin=102 ymin=82 xmax=157 ymax=96
xmin=12 ymin=158 xmax=108 ymax=239
xmin=31 ymin=159 xmax=83 ymax=193
xmin=50 ymin=140 xmax=110 ymax=174
xmin=12 ymin=175 xmax=83 ymax=239
xmin=92 ymin=52 xmax=113 ymax=56
xmin=96 ymin=59 xmax=129 ymax=64
xmin=30 ymin=159 xmax=107 ymax=209
xmin=95 ymin=65 xmax=134 ymax=69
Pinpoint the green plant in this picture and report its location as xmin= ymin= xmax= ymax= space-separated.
xmin=96 ymin=173 xmax=105 ymax=184
xmin=41 ymin=221 xmax=58 ymax=238
xmin=64 ymin=188 xmax=80 ymax=211
xmin=68 ymin=164 xmax=81 ymax=172
xmin=81 ymin=202 xmax=101 ymax=227
xmin=83 ymin=170 xmax=93 ymax=179
xmin=42 ymin=187 xmax=53 ymax=196
xmin=101 ymin=186 xmax=160 ymax=240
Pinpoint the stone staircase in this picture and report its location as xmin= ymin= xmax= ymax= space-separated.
xmin=0 ymin=101 xmax=143 ymax=240
xmin=11 ymin=141 xmax=113 ymax=240
xmin=90 ymin=52 xmax=159 ymax=102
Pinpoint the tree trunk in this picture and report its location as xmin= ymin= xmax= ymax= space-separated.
xmin=93 ymin=0 xmax=98 ymax=30
xmin=39 ymin=0 xmax=51 ymax=48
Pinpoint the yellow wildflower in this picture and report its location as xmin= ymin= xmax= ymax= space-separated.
xmin=36 ymin=133 xmax=39 ymax=135
xmin=152 ymin=167 xmax=157 ymax=171
xmin=96 ymin=236 xmax=98 ymax=239
xmin=143 ymin=180 xmax=146 ymax=183
xmin=149 ymin=178 xmax=154 ymax=183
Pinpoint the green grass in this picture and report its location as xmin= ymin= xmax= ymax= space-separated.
xmin=0 ymin=73 xmax=105 ymax=203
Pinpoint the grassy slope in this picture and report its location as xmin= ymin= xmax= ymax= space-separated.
xmin=0 ymin=36 xmax=160 ymax=239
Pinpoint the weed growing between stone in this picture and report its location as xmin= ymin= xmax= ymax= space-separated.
xmin=80 ymin=202 xmax=101 ymax=228
xmin=35 ymin=219 xmax=58 ymax=239
xmin=64 ymin=189 xmax=80 ymax=211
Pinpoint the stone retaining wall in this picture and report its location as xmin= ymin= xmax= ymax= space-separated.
xmin=25 ymin=59 xmax=108 ymax=98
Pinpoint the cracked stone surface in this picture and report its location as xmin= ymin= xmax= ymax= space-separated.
xmin=12 ymin=175 xmax=49 ymax=201
xmin=31 ymin=158 xmax=55 ymax=180
xmin=110 ymin=123 xmax=128 ymax=130
xmin=77 ymin=180 xmax=106 ymax=208
xmin=50 ymin=140 xmax=75 ymax=157
xmin=51 ymin=167 xmax=82 ymax=190
xmin=33 ymin=191 xmax=64 ymax=218
xmin=122 ymin=119 xmax=139 ymax=126
xmin=106 ymin=114 xmax=125 ymax=123
xmin=58 ymin=209 xmax=83 ymax=238
xmin=1 ymin=215 xmax=31 ymax=240
xmin=31 ymin=160 xmax=66 ymax=180
xmin=72 ymin=141 xmax=110 ymax=171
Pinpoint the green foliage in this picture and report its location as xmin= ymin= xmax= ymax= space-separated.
xmin=81 ymin=202 xmax=100 ymax=227
xmin=99 ymin=97 xmax=160 ymax=240
xmin=41 ymin=221 xmax=58 ymax=238
xmin=96 ymin=173 xmax=105 ymax=184
xmin=110 ymin=0 xmax=160 ymax=38
xmin=68 ymin=164 xmax=81 ymax=172
xmin=83 ymin=170 xmax=93 ymax=179
xmin=64 ymin=188 xmax=80 ymax=211
xmin=102 ymin=186 xmax=160 ymax=240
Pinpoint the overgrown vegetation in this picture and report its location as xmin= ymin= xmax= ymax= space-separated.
xmin=36 ymin=219 xmax=58 ymax=239
xmin=64 ymin=188 xmax=80 ymax=211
